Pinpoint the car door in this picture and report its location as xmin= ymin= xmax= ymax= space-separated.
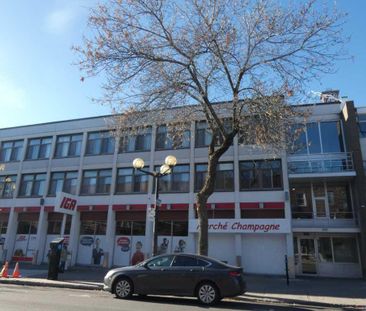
xmin=170 ymin=255 xmax=210 ymax=295
xmin=135 ymin=255 xmax=176 ymax=294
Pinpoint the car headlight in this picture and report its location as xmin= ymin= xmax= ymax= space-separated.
xmin=105 ymin=270 xmax=115 ymax=280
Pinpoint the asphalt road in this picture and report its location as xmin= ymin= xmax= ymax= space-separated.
xmin=0 ymin=285 xmax=349 ymax=311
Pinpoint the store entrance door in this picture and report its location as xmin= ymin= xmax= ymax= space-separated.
xmin=299 ymin=238 xmax=317 ymax=274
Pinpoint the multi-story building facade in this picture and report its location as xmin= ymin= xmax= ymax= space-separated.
xmin=0 ymin=94 xmax=365 ymax=278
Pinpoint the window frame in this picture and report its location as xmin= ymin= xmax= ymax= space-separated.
xmin=48 ymin=171 xmax=78 ymax=196
xmin=54 ymin=133 xmax=83 ymax=158
xmin=115 ymin=167 xmax=149 ymax=194
xmin=0 ymin=140 xmax=23 ymax=162
xmin=25 ymin=137 xmax=52 ymax=160
xmin=85 ymin=131 xmax=115 ymax=156
xmin=0 ymin=175 xmax=17 ymax=198
xmin=239 ymin=159 xmax=283 ymax=191
xmin=80 ymin=169 xmax=112 ymax=195
xmin=18 ymin=173 xmax=47 ymax=197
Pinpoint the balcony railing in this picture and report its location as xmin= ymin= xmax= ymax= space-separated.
xmin=291 ymin=212 xmax=358 ymax=228
xmin=288 ymin=152 xmax=354 ymax=174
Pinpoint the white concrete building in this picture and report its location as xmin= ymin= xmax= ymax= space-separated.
xmin=0 ymin=97 xmax=364 ymax=278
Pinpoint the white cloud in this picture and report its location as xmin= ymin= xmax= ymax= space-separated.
xmin=44 ymin=8 xmax=77 ymax=34
xmin=0 ymin=76 xmax=26 ymax=110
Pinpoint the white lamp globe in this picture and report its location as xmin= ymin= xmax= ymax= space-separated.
xmin=165 ymin=155 xmax=177 ymax=167
xmin=160 ymin=164 xmax=172 ymax=175
xmin=132 ymin=158 xmax=145 ymax=169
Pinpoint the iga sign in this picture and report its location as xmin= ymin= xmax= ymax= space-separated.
xmin=54 ymin=192 xmax=77 ymax=215
xmin=189 ymin=219 xmax=291 ymax=234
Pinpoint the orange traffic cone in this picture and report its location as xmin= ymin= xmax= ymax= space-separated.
xmin=0 ymin=261 xmax=9 ymax=278
xmin=12 ymin=262 xmax=21 ymax=278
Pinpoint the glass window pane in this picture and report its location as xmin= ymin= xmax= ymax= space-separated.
xmin=318 ymin=237 xmax=332 ymax=262
xmin=307 ymin=123 xmax=321 ymax=154
xmin=333 ymin=238 xmax=358 ymax=263
xmin=320 ymin=121 xmax=344 ymax=153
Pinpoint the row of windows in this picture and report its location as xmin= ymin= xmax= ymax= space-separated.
xmin=0 ymin=160 xmax=282 ymax=198
xmin=1 ymin=120 xmax=346 ymax=163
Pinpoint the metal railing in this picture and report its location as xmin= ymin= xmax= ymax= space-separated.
xmin=288 ymin=152 xmax=354 ymax=174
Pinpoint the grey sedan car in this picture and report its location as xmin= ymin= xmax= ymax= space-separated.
xmin=104 ymin=253 xmax=246 ymax=305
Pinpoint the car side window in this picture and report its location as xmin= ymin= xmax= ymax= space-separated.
xmin=146 ymin=255 xmax=174 ymax=268
xmin=172 ymin=255 xmax=209 ymax=267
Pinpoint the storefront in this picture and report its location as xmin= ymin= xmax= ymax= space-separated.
xmin=293 ymin=233 xmax=362 ymax=278
xmin=189 ymin=218 xmax=291 ymax=274
xmin=77 ymin=210 xmax=107 ymax=266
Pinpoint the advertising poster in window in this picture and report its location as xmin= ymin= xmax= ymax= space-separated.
xmin=114 ymin=236 xmax=146 ymax=266
xmin=156 ymin=236 xmax=193 ymax=255
xmin=13 ymin=234 xmax=37 ymax=259
xmin=77 ymin=235 xmax=107 ymax=265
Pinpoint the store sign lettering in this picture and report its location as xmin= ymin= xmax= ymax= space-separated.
xmin=189 ymin=219 xmax=290 ymax=234
xmin=54 ymin=192 xmax=78 ymax=215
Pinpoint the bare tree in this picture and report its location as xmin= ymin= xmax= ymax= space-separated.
xmin=74 ymin=0 xmax=347 ymax=255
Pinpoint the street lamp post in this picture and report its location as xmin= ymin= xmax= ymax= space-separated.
xmin=132 ymin=155 xmax=177 ymax=256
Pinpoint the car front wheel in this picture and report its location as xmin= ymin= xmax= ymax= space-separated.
xmin=197 ymin=282 xmax=219 ymax=305
xmin=114 ymin=277 xmax=133 ymax=299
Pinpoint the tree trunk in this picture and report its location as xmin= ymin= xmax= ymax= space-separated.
xmin=196 ymin=132 xmax=236 ymax=255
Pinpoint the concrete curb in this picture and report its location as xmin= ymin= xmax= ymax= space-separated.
xmin=0 ymin=278 xmax=103 ymax=291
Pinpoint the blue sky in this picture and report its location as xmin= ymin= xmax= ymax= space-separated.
xmin=0 ymin=0 xmax=365 ymax=128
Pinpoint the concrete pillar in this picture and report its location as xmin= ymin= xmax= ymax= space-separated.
xmin=4 ymin=208 xmax=17 ymax=262
xmin=105 ymin=205 xmax=115 ymax=267
xmin=35 ymin=207 xmax=48 ymax=264
xmin=69 ymin=212 xmax=80 ymax=266
xmin=285 ymin=233 xmax=295 ymax=278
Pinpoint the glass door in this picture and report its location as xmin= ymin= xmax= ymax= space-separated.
xmin=299 ymin=238 xmax=317 ymax=274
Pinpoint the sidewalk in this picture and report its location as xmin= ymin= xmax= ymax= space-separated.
xmin=0 ymin=263 xmax=365 ymax=308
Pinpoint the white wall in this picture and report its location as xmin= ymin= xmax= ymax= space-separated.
xmin=242 ymin=234 xmax=287 ymax=275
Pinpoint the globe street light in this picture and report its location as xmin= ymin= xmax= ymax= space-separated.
xmin=132 ymin=155 xmax=177 ymax=256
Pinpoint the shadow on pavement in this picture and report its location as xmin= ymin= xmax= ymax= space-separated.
xmin=119 ymin=295 xmax=347 ymax=310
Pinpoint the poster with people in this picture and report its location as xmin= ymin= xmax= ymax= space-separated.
xmin=114 ymin=236 xmax=146 ymax=266
xmin=0 ymin=235 xmax=5 ymax=263
xmin=77 ymin=235 xmax=106 ymax=265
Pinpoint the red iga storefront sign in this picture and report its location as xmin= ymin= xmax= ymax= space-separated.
xmin=54 ymin=192 xmax=77 ymax=215
xmin=189 ymin=219 xmax=291 ymax=234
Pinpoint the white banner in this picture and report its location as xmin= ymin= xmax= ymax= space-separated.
xmin=189 ymin=219 xmax=291 ymax=234
xmin=54 ymin=192 xmax=78 ymax=215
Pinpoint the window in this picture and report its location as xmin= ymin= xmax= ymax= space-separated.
xmin=155 ymin=125 xmax=190 ymax=150
xmin=195 ymin=163 xmax=234 ymax=192
xmin=307 ymin=122 xmax=321 ymax=154
xmin=290 ymin=121 xmax=344 ymax=154
xmin=239 ymin=160 xmax=282 ymax=190
xmin=18 ymin=173 xmax=46 ymax=197
xmin=54 ymin=134 xmax=83 ymax=158
xmin=80 ymin=220 xmax=107 ymax=235
xmin=116 ymin=168 xmax=148 ymax=193
xmin=25 ymin=137 xmax=52 ymax=160
xmin=80 ymin=169 xmax=112 ymax=195
xmin=47 ymin=218 xmax=71 ymax=235
xmin=85 ymin=131 xmax=115 ymax=155
xmin=195 ymin=119 xmax=232 ymax=148
xmin=147 ymin=255 xmax=174 ymax=268
xmin=115 ymin=221 xmax=146 ymax=236
xmin=318 ymin=238 xmax=332 ymax=262
xmin=290 ymin=183 xmax=313 ymax=218
xmin=172 ymin=255 xmax=209 ymax=267
xmin=327 ymin=183 xmax=352 ymax=219
xmin=17 ymin=221 xmax=38 ymax=234
xmin=48 ymin=171 xmax=78 ymax=196
xmin=0 ymin=175 xmax=17 ymax=198
xmin=156 ymin=164 xmax=189 ymax=192
xmin=119 ymin=127 xmax=152 ymax=153
xmin=358 ymin=114 xmax=366 ymax=138
xmin=0 ymin=140 xmax=23 ymax=162
xmin=0 ymin=221 xmax=8 ymax=234
xmin=157 ymin=221 xmax=188 ymax=236
xmin=320 ymin=122 xmax=344 ymax=153
xmin=333 ymin=237 xmax=358 ymax=263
